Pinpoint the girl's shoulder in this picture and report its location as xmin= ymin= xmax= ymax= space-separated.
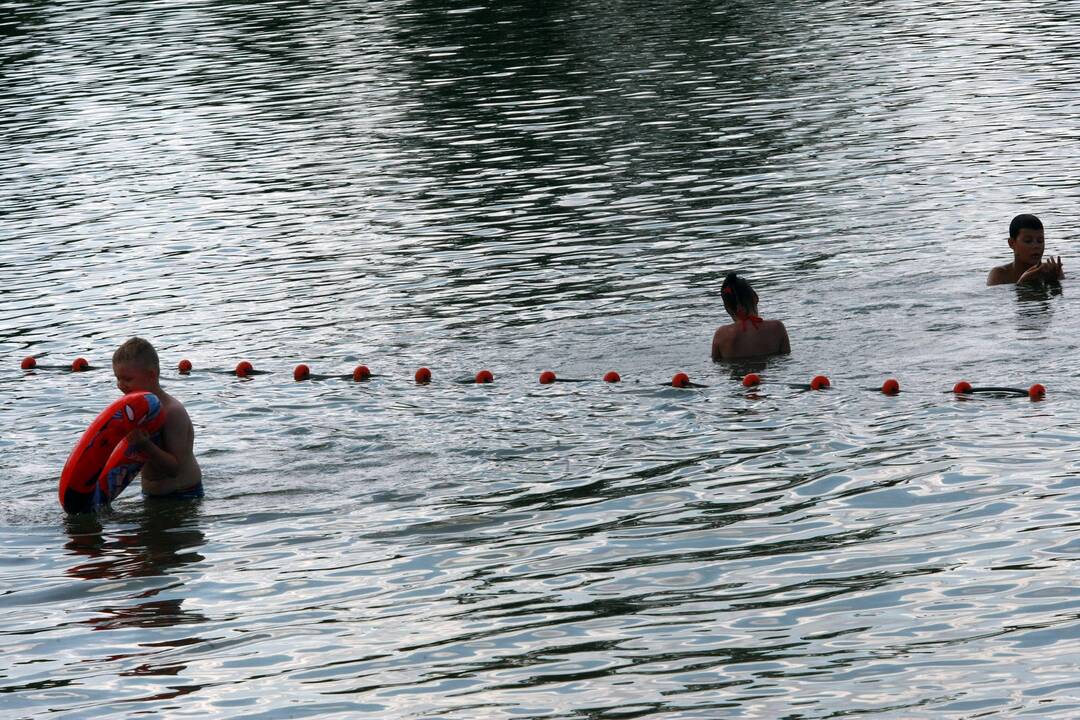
xmin=711 ymin=323 xmax=736 ymax=360
xmin=713 ymin=322 xmax=737 ymax=337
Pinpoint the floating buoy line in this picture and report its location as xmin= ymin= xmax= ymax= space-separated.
xmin=16 ymin=355 xmax=1049 ymax=400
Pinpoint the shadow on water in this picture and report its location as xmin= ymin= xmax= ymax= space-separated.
xmin=384 ymin=0 xmax=812 ymax=237
xmin=62 ymin=500 xmax=207 ymax=630
xmin=355 ymin=0 xmax=830 ymax=329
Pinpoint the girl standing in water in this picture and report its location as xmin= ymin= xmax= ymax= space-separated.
xmin=711 ymin=272 xmax=790 ymax=360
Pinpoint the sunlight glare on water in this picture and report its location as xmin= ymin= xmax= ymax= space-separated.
xmin=2 ymin=0 xmax=1080 ymax=718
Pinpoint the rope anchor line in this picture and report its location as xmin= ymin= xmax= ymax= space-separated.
xmin=19 ymin=356 xmax=1048 ymax=400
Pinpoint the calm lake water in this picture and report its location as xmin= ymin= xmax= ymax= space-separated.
xmin=3 ymin=1 xmax=1080 ymax=717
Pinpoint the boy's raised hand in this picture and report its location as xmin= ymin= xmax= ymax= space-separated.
xmin=1044 ymin=256 xmax=1064 ymax=281
xmin=1019 ymin=257 xmax=1064 ymax=284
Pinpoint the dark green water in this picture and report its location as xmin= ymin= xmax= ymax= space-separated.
xmin=3 ymin=1 xmax=1080 ymax=717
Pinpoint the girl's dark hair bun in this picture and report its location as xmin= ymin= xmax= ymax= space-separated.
xmin=721 ymin=272 xmax=755 ymax=310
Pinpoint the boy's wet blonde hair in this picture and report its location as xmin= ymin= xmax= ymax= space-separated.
xmin=113 ymin=337 xmax=159 ymax=372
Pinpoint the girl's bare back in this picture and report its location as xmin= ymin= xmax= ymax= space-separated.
xmin=712 ymin=272 xmax=791 ymax=361
xmin=712 ymin=320 xmax=790 ymax=360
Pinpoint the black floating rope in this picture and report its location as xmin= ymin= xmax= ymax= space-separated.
xmin=955 ymin=386 xmax=1031 ymax=398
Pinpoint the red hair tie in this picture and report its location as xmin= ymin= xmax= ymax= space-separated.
xmin=739 ymin=315 xmax=764 ymax=331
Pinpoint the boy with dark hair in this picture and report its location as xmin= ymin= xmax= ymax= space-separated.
xmin=987 ymin=214 xmax=1064 ymax=286
xmin=112 ymin=337 xmax=203 ymax=499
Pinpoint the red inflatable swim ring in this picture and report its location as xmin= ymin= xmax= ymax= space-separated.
xmin=59 ymin=392 xmax=166 ymax=513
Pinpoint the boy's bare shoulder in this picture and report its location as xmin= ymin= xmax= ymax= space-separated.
xmin=987 ymin=263 xmax=1014 ymax=286
xmin=159 ymin=392 xmax=193 ymax=425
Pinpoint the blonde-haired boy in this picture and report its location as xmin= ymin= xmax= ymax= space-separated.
xmin=112 ymin=337 xmax=202 ymax=499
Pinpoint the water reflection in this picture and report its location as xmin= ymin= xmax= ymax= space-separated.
xmin=1014 ymin=281 xmax=1061 ymax=335
xmin=63 ymin=501 xmax=207 ymax=630
xmin=712 ymin=354 xmax=785 ymax=384
xmin=1015 ymin=281 xmax=1062 ymax=306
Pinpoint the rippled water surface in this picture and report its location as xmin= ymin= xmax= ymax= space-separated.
xmin=4 ymin=1 xmax=1080 ymax=717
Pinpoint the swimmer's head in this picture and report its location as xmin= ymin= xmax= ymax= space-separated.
xmin=721 ymin=272 xmax=758 ymax=320
xmin=112 ymin=337 xmax=160 ymax=394
xmin=1008 ymin=214 xmax=1045 ymax=266
xmin=1009 ymin=214 xmax=1043 ymax=239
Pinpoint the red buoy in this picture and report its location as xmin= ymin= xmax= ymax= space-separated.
xmin=953 ymin=381 xmax=972 ymax=395
xmin=671 ymin=372 xmax=690 ymax=388
xmin=293 ymin=364 xmax=310 ymax=381
xmin=742 ymin=373 xmax=761 ymax=387
xmin=603 ymin=371 xmax=621 ymax=383
xmin=235 ymin=361 xmax=254 ymax=378
xmin=1029 ymin=383 xmax=1046 ymax=400
xmin=881 ymin=378 xmax=900 ymax=395
xmin=20 ymin=356 xmax=36 ymax=370
xmin=539 ymin=370 xmax=556 ymax=384
xmin=71 ymin=357 xmax=89 ymax=372
xmin=352 ymin=365 xmax=371 ymax=382
xmin=178 ymin=359 xmax=193 ymax=374
xmin=415 ymin=367 xmax=432 ymax=384
xmin=475 ymin=369 xmax=494 ymax=384
xmin=810 ymin=375 xmax=830 ymax=390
